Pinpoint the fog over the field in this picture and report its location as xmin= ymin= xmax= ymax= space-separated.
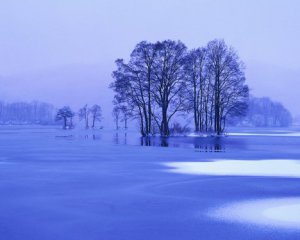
xmin=0 ymin=0 xmax=299 ymax=127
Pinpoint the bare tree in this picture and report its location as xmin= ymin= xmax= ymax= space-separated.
xmin=130 ymin=41 xmax=157 ymax=134
xmin=56 ymin=106 xmax=74 ymax=129
xmin=151 ymin=40 xmax=187 ymax=136
xmin=206 ymin=39 xmax=248 ymax=134
xmin=112 ymin=105 xmax=121 ymax=130
xmin=111 ymin=41 xmax=157 ymax=136
xmin=78 ymin=104 xmax=89 ymax=129
xmin=89 ymin=104 xmax=102 ymax=128
xmin=111 ymin=59 xmax=145 ymax=134
xmin=184 ymin=48 xmax=208 ymax=132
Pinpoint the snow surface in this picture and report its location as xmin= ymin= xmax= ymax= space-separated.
xmin=164 ymin=159 xmax=300 ymax=230
xmin=163 ymin=160 xmax=300 ymax=178
xmin=209 ymin=197 xmax=300 ymax=230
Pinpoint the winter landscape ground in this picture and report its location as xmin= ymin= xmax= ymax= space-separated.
xmin=1 ymin=126 xmax=300 ymax=240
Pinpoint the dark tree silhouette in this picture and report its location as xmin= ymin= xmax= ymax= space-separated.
xmin=89 ymin=104 xmax=102 ymax=128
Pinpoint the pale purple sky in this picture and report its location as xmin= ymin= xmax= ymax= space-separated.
xmin=0 ymin=0 xmax=299 ymax=126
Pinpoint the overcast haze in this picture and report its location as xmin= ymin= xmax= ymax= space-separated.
xmin=0 ymin=0 xmax=299 ymax=126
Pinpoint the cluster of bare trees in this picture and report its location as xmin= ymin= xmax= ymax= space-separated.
xmin=56 ymin=104 xmax=102 ymax=129
xmin=78 ymin=104 xmax=102 ymax=129
xmin=111 ymin=39 xmax=249 ymax=136
xmin=0 ymin=101 xmax=55 ymax=125
xmin=240 ymin=97 xmax=292 ymax=127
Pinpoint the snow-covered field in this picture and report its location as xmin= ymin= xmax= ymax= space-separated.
xmin=1 ymin=126 xmax=300 ymax=240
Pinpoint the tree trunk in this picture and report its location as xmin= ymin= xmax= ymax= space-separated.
xmin=147 ymin=71 xmax=152 ymax=135
xmin=63 ymin=117 xmax=67 ymax=129
xmin=115 ymin=115 xmax=119 ymax=130
xmin=92 ymin=116 xmax=95 ymax=128
xmin=161 ymin=106 xmax=169 ymax=136
xmin=142 ymin=106 xmax=149 ymax=135
xmin=85 ymin=116 xmax=89 ymax=129
xmin=138 ymin=107 xmax=145 ymax=136
xmin=193 ymin=79 xmax=199 ymax=132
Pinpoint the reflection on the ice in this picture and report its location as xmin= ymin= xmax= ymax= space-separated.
xmin=84 ymin=134 xmax=101 ymax=140
xmin=139 ymin=136 xmax=226 ymax=151
xmin=56 ymin=131 xmax=251 ymax=151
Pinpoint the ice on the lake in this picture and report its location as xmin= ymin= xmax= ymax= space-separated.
xmin=163 ymin=160 xmax=300 ymax=178
xmin=208 ymin=197 xmax=300 ymax=230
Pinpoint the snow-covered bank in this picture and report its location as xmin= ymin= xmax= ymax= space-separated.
xmin=186 ymin=130 xmax=300 ymax=138
xmin=208 ymin=198 xmax=300 ymax=230
xmin=229 ymin=132 xmax=300 ymax=137
xmin=186 ymin=132 xmax=213 ymax=138
xmin=163 ymin=160 xmax=300 ymax=178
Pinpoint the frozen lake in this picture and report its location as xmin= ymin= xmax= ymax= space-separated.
xmin=1 ymin=126 xmax=300 ymax=240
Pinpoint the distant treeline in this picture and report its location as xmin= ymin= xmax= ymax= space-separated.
xmin=234 ymin=96 xmax=293 ymax=127
xmin=0 ymin=100 xmax=104 ymax=128
xmin=0 ymin=101 xmax=55 ymax=125
xmin=111 ymin=39 xmax=249 ymax=136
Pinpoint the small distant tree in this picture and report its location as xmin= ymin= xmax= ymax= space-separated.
xmin=56 ymin=106 xmax=74 ymax=129
xmin=89 ymin=104 xmax=102 ymax=128
xmin=78 ymin=104 xmax=90 ymax=129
